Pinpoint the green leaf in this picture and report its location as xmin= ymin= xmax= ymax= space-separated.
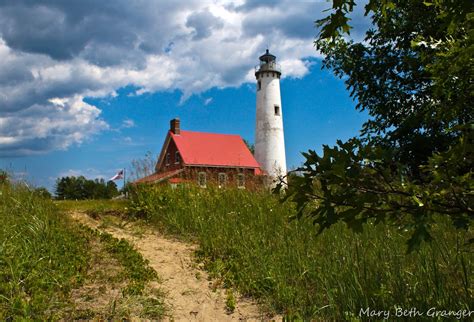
xmin=412 ymin=195 xmax=424 ymax=207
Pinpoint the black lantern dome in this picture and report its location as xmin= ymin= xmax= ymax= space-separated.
xmin=255 ymin=49 xmax=281 ymax=78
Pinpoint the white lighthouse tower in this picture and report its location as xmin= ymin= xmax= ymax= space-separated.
xmin=254 ymin=49 xmax=287 ymax=184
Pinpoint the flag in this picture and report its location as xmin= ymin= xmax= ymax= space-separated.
xmin=109 ymin=169 xmax=124 ymax=181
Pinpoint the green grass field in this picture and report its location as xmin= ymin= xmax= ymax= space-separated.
xmin=2 ymin=181 xmax=472 ymax=320
xmin=0 ymin=183 xmax=164 ymax=320
xmin=54 ymin=199 xmax=128 ymax=214
xmin=0 ymin=183 xmax=91 ymax=319
xmin=128 ymin=185 xmax=473 ymax=320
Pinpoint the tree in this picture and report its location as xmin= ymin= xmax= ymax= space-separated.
xmin=0 ymin=170 xmax=8 ymax=185
xmin=106 ymin=181 xmax=119 ymax=199
xmin=33 ymin=187 xmax=52 ymax=199
xmin=281 ymin=0 xmax=473 ymax=250
xmin=55 ymin=176 xmax=119 ymax=200
xmin=244 ymin=139 xmax=255 ymax=155
xmin=129 ymin=151 xmax=157 ymax=181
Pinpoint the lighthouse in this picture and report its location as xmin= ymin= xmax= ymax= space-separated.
xmin=254 ymin=49 xmax=287 ymax=184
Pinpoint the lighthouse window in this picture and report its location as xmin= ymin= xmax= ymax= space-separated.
xmin=257 ymin=80 xmax=261 ymax=91
xmin=274 ymin=105 xmax=280 ymax=116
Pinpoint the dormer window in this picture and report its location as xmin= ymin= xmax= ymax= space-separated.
xmin=175 ymin=151 xmax=181 ymax=164
xmin=165 ymin=153 xmax=170 ymax=165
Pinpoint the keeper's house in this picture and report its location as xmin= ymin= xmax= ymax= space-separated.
xmin=135 ymin=118 xmax=263 ymax=188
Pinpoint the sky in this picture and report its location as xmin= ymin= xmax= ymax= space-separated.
xmin=0 ymin=0 xmax=371 ymax=191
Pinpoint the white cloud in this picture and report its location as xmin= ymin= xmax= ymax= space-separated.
xmin=58 ymin=168 xmax=106 ymax=180
xmin=0 ymin=94 xmax=108 ymax=156
xmin=122 ymin=119 xmax=135 ymax=128
xmin=280 ymin=59 xmax=313 ymax=79
xmin=204 ymin=97 xmax=213 ymax=106
xmin=0 ymin=0 xmax=371 ymax=156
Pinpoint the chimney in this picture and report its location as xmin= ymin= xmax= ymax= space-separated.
xmin=170 ymin=118 xmax=180 ymax=135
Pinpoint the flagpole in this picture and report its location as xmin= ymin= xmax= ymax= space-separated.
xmin=123 ymin=168 xmax=126 ymax=191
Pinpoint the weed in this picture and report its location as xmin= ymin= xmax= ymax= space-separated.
xmin=141 ymin=296 xmax=166 ymax=319
xmin=195 ymin=271 xmax=202 ymax=280
xmin=226 ymin=289 xmax=236 ymax=313
xmin=0 ymin=183 xmax=165 ymax=320
xmin=97 ymin=231 xmax=158 ymax=295
xmin=68 ymin=225 xmax=165 ymax=319
xmin=0 ymin=183 xmax=91 ymax=319
xmin=54 ymin=199 xmax=128 ymax=215
xmin=128 ymin=184 xmax=474 ymax=320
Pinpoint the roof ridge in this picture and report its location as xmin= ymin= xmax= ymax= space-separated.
xmin=177 ymin=130 xmax=242 ymax=137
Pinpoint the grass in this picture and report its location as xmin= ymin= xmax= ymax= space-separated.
xmin=0 ymin=183 xmax=90 ymax=319
xmin=55 ymin=199 xmax=128 ymax=217
xmin=68 ymin=226 xmax=165 ymax=319
xmin=0 ymin=183 xmax=165 ymax=319
xmin=128 ymin=184 xmax=473 ymax=320
xmin=97 ymin=230 xmax=158 ymax=296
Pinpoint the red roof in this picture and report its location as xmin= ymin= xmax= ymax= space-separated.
xmin=170 ymin=130 xmax=260 ymax=168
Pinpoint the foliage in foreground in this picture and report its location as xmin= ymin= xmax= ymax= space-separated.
xmin=287 ymin=0 xmax=474 ymax=248
xmin=284 ymin=131 xmax=473 ymax=252
xmin=0 ymin=183 xmax=164 ymax=319
xmin=0 ymin=182 xmax=90 ymax=319
xmin=97 ymin=231 xmax=158 ymax=296
xmin=128 ymin=185 xmax=473 ymax=320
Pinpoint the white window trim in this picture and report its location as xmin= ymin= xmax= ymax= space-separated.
xmin=237 ymin=173 xmax=245 ymax=189
xmin=218 ymin=173 xmax=227 ymax=188
xmin=198 ymin=172 xmax=207 ymax=188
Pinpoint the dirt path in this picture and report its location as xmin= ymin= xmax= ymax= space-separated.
xmin=69 ymin=211 xmax=273 ymax=321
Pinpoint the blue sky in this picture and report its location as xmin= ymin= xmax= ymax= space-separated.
xmin=0 ymin=0 xmax=370 ymax=191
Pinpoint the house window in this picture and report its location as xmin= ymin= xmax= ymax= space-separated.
xmin=257 ymin=80 xmax=261 ymax=91
xmin=237 ymin=173 xmax=245 ymax=188
xmin=274 ymin=105 xmax=280 ymax=116
xmin=218 ymin=173 xmax=227 ymax=187
xmin=175 ymin=151 xmax=181 ymax=164
xmin=198 ymin=172 xmax=207 ymax=188
xmin=165 ymin=153 xmax=170 ymax=165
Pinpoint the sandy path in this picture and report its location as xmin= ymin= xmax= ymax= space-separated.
xmin=69 ymin=211 xmax=273 ymax=321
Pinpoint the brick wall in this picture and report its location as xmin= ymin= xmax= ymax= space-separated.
xmin=159 ymin=138 xmax=183 ymax=172
xmin=171 ymin=166 xmax=264 ymax=190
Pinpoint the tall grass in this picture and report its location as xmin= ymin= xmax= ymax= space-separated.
xmin=1 ymin=184 xmax=165 ymax=319
xmin=0 ymin=182 xmax=90 ymax=319
xmin=129 ymin=185 xmax=473 ymax=320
